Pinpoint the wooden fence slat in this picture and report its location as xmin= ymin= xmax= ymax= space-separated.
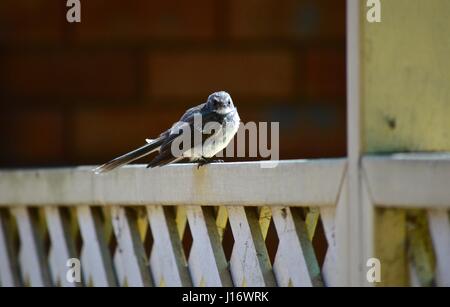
xmin=147 ymin=206 xmax=191 ymax=286
xmin=77 ymin=206 xmax=117 ymax=286
xmin=45 ymin=207 xmax=79 ymax=287
xmin=335 ymin=174 xmax=350 ymax=286
xmin=408 ymin=261 xmax=421 ymax=287
xmin=80 ymin=246 xmax=90 ymax=286
xmin=427 ymin=209 xmax=450 ymax=286
xmin=12 ymin=207 xmax=52 ymax=286
xmin=375 ymin=208 xmax=408 ymax=286
xmin=319 ymin=206 xmax=337 ymax=287
xmin=227 ymin=206 xmax=276 ymax=287
xmin=111 ymin=207 xmax=152 ymax=287
xmin=272 ymin=207 xmax=322 ymax=287
xmin=186 ymin=206 xmax=232 ymax=287
xmin=113 ymin=249 xmax=126 ymax=286
xmin=48 ymin=247 xmax=58 ymax=285
xmin=406 ymin=210 xmax=436 ymax=287
xmin=103 ymin=208 xmax=126 ymax=286
xmin=0 ymin=209 xmax=21 ymax=286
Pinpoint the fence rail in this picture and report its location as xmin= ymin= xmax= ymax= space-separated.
xmin=363 ymin=155 xmax=450 ymax=208
xmin=0 ymin=160 xmax=345 ymax=207
xmin=0 ymin=156 xmax=449 ymax=287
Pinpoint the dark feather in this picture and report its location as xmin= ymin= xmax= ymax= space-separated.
xmin=93 ymin=138 xmax=164 ymax=174
xmin=146 ymin=109 xmax=226 ymax=168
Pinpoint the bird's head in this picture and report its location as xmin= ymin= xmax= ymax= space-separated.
xmin=206 ymin=91 xmax=235 ymax=114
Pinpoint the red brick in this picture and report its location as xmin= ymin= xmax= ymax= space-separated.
xmin=0 ymin=109 xmax=64 ymax=165
xmin=0 ymin=52 xmax=137 ymax=101
xmin=237 ymin=104 xmax=346 ymax=159
xmin=304 ymin=48 xmax=346 ymax=99
xmin=280 ymin=106 xmax=346 ymax=158
xmin=76 ymin=0 xmax=215 ymax=43
xmin=0 ymin=0 xmax=65 ymax=44
xmin=73 ymin=106 xmax=179 ymax=162
xmin=228 ymin=0 xmax=346 ymax=41
xmin=148 ymin=51 xmax=296 ymax=101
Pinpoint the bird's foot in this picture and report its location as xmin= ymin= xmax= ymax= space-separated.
xmin=197 ymin=157 xmax=224 ymax=169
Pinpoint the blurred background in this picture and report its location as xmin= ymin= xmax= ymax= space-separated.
xmin=0 ymin=0 xmax=346 ymax=168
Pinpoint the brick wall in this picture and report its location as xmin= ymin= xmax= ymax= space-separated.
xmin=0 ymin=0 xmax=346 ymax=167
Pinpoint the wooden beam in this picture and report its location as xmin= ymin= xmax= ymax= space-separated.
xmin=0 ymin=160 xmax=345 ymax=207
xmin=0 ymin=209 xmax=21 ymax=286
xmin=363 ymin=155 xmax=450 ymax=208
xmin=428 ymin=209 xmax=450 ymax=286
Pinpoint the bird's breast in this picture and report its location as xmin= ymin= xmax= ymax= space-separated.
xmin=183 ymin=111 xmax=240 ymax=159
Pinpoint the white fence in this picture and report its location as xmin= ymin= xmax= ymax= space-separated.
xmin=0 ymin=156 xmax=449 ymax=286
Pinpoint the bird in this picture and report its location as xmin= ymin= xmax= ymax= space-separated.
xmin=93 ymin=91 xmax=240 ymax=174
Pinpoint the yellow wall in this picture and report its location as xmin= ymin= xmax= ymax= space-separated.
xmin=361 ymin=0 xmax=450 ymax=153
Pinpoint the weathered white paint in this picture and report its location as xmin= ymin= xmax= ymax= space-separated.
xmin=45 ymin=207 xmax=78 ymax=287
xmin=427 ymin=209 xmax=450 ymax=286
xmin=147 ymin=206 xmax=191 ymax=287
xmin=111 ymin=207 xmax=152 ymax=287
xmin=1 ymin=156 xmax=450 ymax=287
xmin=272 ymin=207 xmax=321 ymax=287
xmin=113 ymin=249 xmax=126 ymax=286
xmin=335 ymin=176 xmax=350 ymax=286
xmin=228 ymin=206 xmax=275 ymax=287
xmin=77 ymin=206 xmax=116 ymax=286
xmin=80 ymin=246 xmax=90 ymax=285
xmin=0 ymin=160 xmax=345 ymax=207
xmin=12 ymin=208 xmax=52 ymax=286
xmin=360 ymin=173 xmax=375 ymax=287
xmin=48 ymin=247 xmax=58 ymax=285
xmin=345 ymin=0 xmax=378 ymax=287
xmin=320 ymin=206 xmax=337 ymax=287
xmin=363 ymin=155 xmax=450 ymax=208
xmin=186 ymin=206 xmax=232 ymax=286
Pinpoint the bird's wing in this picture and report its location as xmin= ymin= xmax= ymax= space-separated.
xmin=179 ymin=103 xmax=206 ymax=122
xmin=147 ymin=108 xmax=225 ymax=167
xmin=163 ymin=108 xmax=224 ymax=152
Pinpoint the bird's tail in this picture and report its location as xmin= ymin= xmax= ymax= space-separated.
xmin=93 ymin=138 xmax=164 ymax=174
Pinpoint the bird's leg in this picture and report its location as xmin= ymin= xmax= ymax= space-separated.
xmin=197 ymin=156 xmax=224 ymax=169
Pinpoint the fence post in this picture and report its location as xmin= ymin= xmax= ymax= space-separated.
xmin=347 ymin=0 xmax=450 ymax=286
xmin=337 ymin=0 xmax=374 ymax=287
